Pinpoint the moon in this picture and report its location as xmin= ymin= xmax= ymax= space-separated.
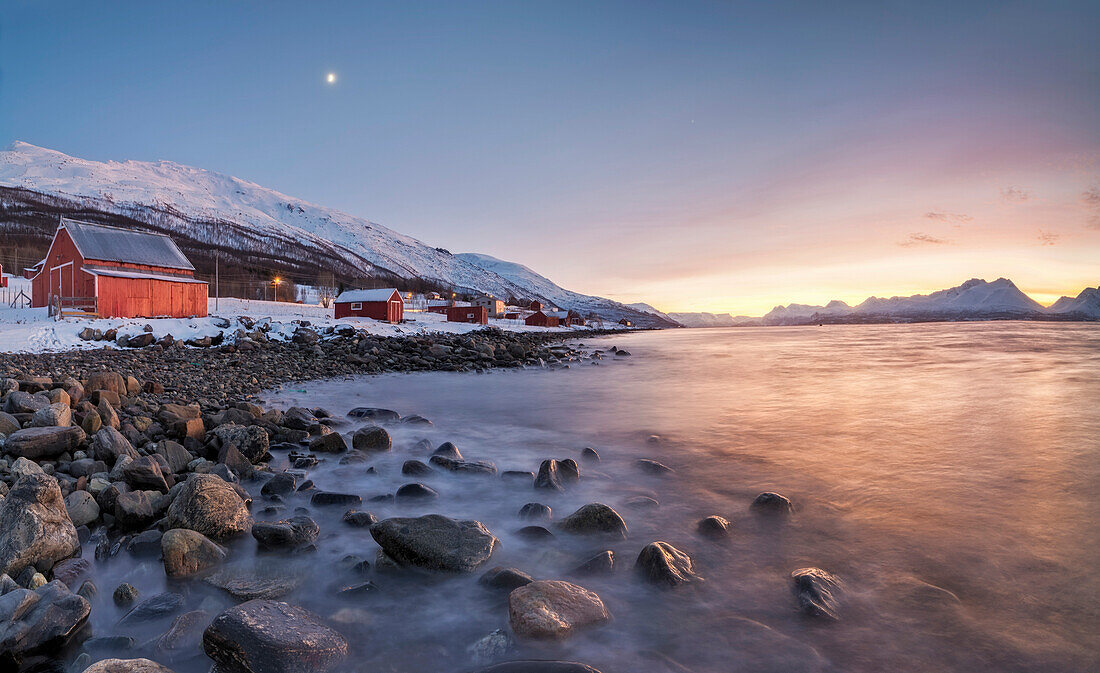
xmin=326 ymin=72 xmax=336 ymax=84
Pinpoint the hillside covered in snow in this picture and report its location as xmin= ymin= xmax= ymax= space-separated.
xmin=0 ymin=142 xmax=672 ymax=326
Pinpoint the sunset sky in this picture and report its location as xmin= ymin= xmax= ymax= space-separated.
xmin=2 ymin=1 xmax=1097 ymax=314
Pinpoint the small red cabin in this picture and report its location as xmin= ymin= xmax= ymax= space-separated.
xmin=31 ymin=218 xmax=207 ymax=318
xmin=529 ymin=300 xmax=543 ymax=311
xmin=525 ymin=310 xmax=559 ymax=327
xmin=334 ymin=288 xmax=403 ymax=323
xmin=446 ymin=305 xmax=488 ymax=324
xmin=23 ymin=261 xmax=42 ymax=280
xmin=0 ymin=263 xmax=7 ymax=288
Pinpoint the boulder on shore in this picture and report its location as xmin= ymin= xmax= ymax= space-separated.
xmin=0 ymin=580 xmax=91 ymax=666
xmin=165 ymin=474 xmax=252 ymax=539
xmin=0 ymin=473 xmax=80 ymax=577
xmin=161 ymin=529 xmax=227 ymax=578
xmin=5 ymin=426 xmax=86 ymax=460
xmin=508 ymin=580 xmax=611 ymax=640
xmin=203 ymin=599 xmax=348 ymax=673
xmin=251 ymin=516 xmax=319 ymax=550
xmin=635 ymin=541 xmax=702 ymax=587
xmin=369 ymin=514 xmax=498 ymax=572
xmin=791 ymin=567 xmax=843 ymax=621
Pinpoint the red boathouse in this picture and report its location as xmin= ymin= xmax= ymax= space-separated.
xmin=334 ymin=288 xmax=404 ymax=323
xmin=31 ymin=218 xmax=208 ymax=318
xmin=525 ymin=310 xmax=559 ymax=327
xmin=445 ymin=305 xmax=488 ymax=324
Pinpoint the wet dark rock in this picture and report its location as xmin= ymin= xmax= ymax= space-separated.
xmin=432 ymin=441 xmax=462 ymax=460
xmin=516 ymin=525 xmax=555 ymax=542
xmin=697 ymin=515 xmax=731 ymax=538
xmin=635 ymin=541 xmax=702 ymax=587
xmin=635 ymin=459 xmax=674 ymax=475
xmin=508 ymin=580 xmax=610 ymax=640
xmin=156 ymin=441 xmax=192 ymax=474
xmin=162 ymin=529 xmax=227 ymax=578
xmin=119 ymin=592 xmax=184 ymax=624
xmin=518 ymin=503 xmax=551 ymax=521
xmin=49 ymin=557 xmax=90 ymax=587
xmin=166 ymin=474 xmax=252 ymax=539
xmin=251 ymin=516 xmax=320 ymax=550
xmin=282 ymin=407 xmax=321 ymax=432
xmin=5 ymin=426 xmax=87 ymax=460
xmin=341 ymin=510 xmax=377 ymax=527
xmin=400 ymin=414 xmax=432 ymax=426
xmin=154 ymin=610 xmax=209 ymax=662
xmin=337 ymin=581 xmax=377 ymax=596
xmin=791 ymin=567 xmax=842 ymax=621
xmin=533 ymin=460 xmax=564 ymax=491
xmin=479 ymin=566 xmax=534 ymax=592
xmin=203 ymin=569 xmax=301 ymax=601
xmin=395 ymin=483 xmax=438 ymax=501
xmin=311 ymin=492 xmax=361 ymax=507
xmin=580 ymin=448 xmax=600 ymax=462
xmin=351 ymin=426 xmax=391 ymax=452
xmin=501 ymin=470 xmax=535 ymax=483
xmin=113 ymin=583 xmax=139 ymax=605
xmin=574 ymin=550 xmax=616 ymax=576
xmin=624 ymin=495 xmax=659 ymax=510
xmin=0 ymin=473 xmax=81 ymax=577
xmin=429 ymin=455 xmax=498 ymax=475
xmin=202 ymin=599 xmax=348 ymax=673
xmin=751 ymin=491 xmax=793 ymax=515
xmin=401 ymin=460 xmax=433 ymax=476
xmin=0 ymin=581 xmax=90 ymax=667
xmin=125 ymin=530 xmax=163 ymax=556
xmin=261 ymin=472 xmax=296 ymax=497
xmin=82 ymin=635 xmax=136 ymax=652
xmin=369 ymin=514 xmax=498 ymax=572
xmin=346 ymin=408 xmax=400 ymax=423
xmin=309 ymin=432 xmax=348 ymax=453
xmin=558 ymin=459 xmax=580 ymax=483
xmin=558 ymin=503 xmax=628 ymax=538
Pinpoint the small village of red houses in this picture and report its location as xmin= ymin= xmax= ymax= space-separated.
xmin=5 ymin=218 xmax=624 ymax=327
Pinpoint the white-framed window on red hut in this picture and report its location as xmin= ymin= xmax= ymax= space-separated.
xmin=350 ymin=302 xmax=362 ymax=310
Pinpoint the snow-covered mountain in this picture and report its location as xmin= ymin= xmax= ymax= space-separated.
xmin=456 ymin=254 xmax=676 ymax=327
xmin=1048 ymin=287 xmax=1100 ymax=319
xmin=0 ymin=142 xmax=669 ymax=325
xmin=665 ymin=312 xmax=761 ymax=328
xmin=761 ymin=278 xmax=1070 ymax=325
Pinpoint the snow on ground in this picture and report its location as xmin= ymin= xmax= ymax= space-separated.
xmin=0 ymin=288 xmax=624 ymax=354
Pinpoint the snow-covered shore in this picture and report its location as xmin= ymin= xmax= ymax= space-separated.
xmin=0 ymin=278 xmax=624 ymax=354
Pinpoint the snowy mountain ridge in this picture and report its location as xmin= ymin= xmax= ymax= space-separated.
xmin=0 ymin=142 xmax=673 ymax=326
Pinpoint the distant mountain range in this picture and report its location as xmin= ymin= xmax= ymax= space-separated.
xmin=628 ymin=279 xmax=1100 ymax=327
xmin=0 ymin=142 xmax=673 ymax=327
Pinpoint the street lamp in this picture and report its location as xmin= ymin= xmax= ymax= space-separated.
xmin=273 ymin=277 xmax=282 ymax=303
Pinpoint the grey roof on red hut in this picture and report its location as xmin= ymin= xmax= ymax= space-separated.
xmin=61 ymin=218 xmax=195 ymax=271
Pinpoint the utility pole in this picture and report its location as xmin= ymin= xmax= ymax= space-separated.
xmin=214 ymin=251 xmax=219 ymax=312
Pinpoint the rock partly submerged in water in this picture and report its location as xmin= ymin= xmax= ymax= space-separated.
xmin=751 ymin=491 xmax=793 ymax=515
xmin=558 ymin=503 xmax=628 ymax=538
xmin=251 ymin=516 xmax=320 ymax=550
xmin=508 ymin=580 xmax=611 ymax=640
xmin=473 ymin=662 xmax=604 ymax=673
xmin=203 ymin=599 xmax=348 ymax=673
xmin=161 ymin=529 xmax=227 ymax=578
xmin=635 ymin=541 xmax=702 ymax=587
xmin=791 ymin=567 xmax=843 ymax=621
xmin=696 ymin=515 xmax=731 ymax=538
xmin=369 ymin=514 xmax=498 ymax=572
xmin=82 ymin=659 xmax=176 ymax=673
xmin=0 ymin=580 xmax=90 ymax=667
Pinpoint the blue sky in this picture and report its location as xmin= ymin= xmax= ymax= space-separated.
xmin=2 ymin=1 xmax=1098 ymax=312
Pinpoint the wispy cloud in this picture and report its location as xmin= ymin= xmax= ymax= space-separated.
xmin=1081 ymin=187 xmax=1100 ymax=206
xmin=1001 ymin=186 xmax=1031 ymax=203
xmin=899 ymin=232 xmax=951 ymax=247
xmin=924 ymin=211 xmax=972 ymax=223
xmin=1037 ymin=229 xmax=1060 ymax=246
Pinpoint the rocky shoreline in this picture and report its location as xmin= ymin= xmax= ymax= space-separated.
xmin=0 ymin=324 xmax=827 ymax=673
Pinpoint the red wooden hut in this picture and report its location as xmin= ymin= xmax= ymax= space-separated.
xmin=0 ymin=263 xmax=7 ymax=288
xmin=23 ymin=261 xmax=42 ymax=280
xmin=525 ymin=310 xmax=559 ymax=327
xmin=334 ymin=288 xmax=403 ymax=322
xmin=529 ymin=300 xmax=543 ymax=311
xmin=445 ymin=305 xmax=488 ymax=324
xmin=31 ymin=218 xmax=207 ymax=318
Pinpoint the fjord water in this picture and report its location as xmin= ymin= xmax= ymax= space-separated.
xmin=86 ymin=322 xmax=1099 ymax=673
